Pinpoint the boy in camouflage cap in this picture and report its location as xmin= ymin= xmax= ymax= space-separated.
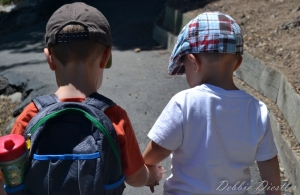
xmin=0 ymin=2 xmax=163 ymax=195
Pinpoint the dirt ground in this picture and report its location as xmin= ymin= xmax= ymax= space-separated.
xmin=0 ymin=76 xmax=21 ymax=136
xmin=185 ymin=0 xmax=300 ymax=93
xmin=0 ymin=97 xmax=19 ymax=136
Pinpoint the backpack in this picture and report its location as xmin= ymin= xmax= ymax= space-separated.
xmin=21 ymin=93 xmax=125 ymax=195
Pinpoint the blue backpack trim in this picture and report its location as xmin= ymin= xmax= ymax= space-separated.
xmin=103 ymin=174 xmax=125 ymax=190
xmin=22 ymin=93 xmax=125 ymax=194
xmin=33 ymin=152 xmax=100 ymax=160
xmin=4 ymin=184 xmax=25 ymax=193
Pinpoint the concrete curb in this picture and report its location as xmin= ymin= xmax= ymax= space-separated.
xmin=270 ymin=112 xmax=300 ymax=191
xmin=153 ymin=6 xmax=300 ymax=192
xmin=235 ymin=54 xmax=300 ymax=145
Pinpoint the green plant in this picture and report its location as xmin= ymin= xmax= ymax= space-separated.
xmin=0 ymin=0 xmax=11 ymax=5
xmin=0 ymin=0 xmax=24 ymax=6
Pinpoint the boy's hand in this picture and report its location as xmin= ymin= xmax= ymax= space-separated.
xmin=147 ymin=163 xmax=165 ymax=183
xmin=145 ymin=163 xmax=165 ymax=193
xmin=146 ymin=181 xmax=159 ymax=193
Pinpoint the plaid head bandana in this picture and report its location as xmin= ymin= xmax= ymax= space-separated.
xmin=168 ymin=12 xmax=243 ymax=75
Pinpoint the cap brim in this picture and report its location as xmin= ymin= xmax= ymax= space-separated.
xmin=105 ymin=53 xmax=112 ymax=69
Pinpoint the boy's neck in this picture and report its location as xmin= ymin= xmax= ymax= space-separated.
xmin=204 ymin=80 xmax=239 ymax=90
xmin=55 ymin=83 xmax=97 ymax=99
xmin=201 ymin=56 xmax=240 ymax=91
xmin=203 ymin=72 xmax=239 ymax=90
xmin=54 ymin=61 xmax=103 ymax=99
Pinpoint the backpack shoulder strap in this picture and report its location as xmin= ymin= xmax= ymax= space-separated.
xmin=83 ymin=92 xmax=116 ymax=111
xmin=32 ymin=94 xmax=60 ymax=111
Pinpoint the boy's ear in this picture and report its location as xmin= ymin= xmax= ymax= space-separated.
xmin=100 ymin=47 xmax=112 ymax=69
xmin=188 ymin=54 xmax=201 ymax=72
xmin=44 ymin=48 xmax=56 ymax=71
xmin=233 ymin=55 xmax=243 ymax=71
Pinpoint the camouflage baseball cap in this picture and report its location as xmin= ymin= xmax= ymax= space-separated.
xmin=45 ymin=2 xmax=112 ymax=68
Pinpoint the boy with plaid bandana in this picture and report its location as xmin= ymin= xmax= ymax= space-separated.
xmin=143 ymin=12 xmax=281 ymax=195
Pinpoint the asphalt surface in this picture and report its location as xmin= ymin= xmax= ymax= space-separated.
xmin=0 ymin=1 xmax=290 ymax=194
xmin=0 ymin=0 xmax=189 ymax=194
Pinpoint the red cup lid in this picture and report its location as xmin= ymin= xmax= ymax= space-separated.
xmin=0 ymin=134 xmax=26 ymax=162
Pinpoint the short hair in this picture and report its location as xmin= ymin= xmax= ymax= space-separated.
xmin=197 ymin=52 xmax=241 ymax=64
xmin=50 ymin=24 xmax=105 ymax=65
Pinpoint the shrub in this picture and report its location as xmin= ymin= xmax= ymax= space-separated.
xmin=0 ymin=0 xmax=11 ymax=5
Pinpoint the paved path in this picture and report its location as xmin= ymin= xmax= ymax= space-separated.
xmin=101 ymin=50 xmax=188 ymax=194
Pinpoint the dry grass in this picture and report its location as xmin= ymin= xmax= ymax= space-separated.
xmin=0 ymin=97 xmax=19 ymax=136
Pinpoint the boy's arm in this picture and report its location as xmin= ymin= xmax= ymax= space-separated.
xmin=125 ymin=165 xmax=149 ymax=187
xmin=124 ymin=164 xmax=164 ymax=187
xmin=142 ymin=140 xmax=170 ymax=189
xmin=143 ymin=140 xmax=171 ymax=166
xmin=105 ymin=106 xmax=164 ymax=187
xmin=10 ymin=102 xmax=38 ymax=135
xmin=257 ymin=156 xmax=281 ymax=195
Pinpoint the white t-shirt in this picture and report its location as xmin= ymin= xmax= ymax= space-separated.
xmin=148 ymin=84 xmax=278 ymax=195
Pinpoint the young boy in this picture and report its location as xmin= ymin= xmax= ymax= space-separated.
xmin=0 ymin=2 xmax=162 ymax=194
xmin=143 ymin=12 xmax=281 ymax=195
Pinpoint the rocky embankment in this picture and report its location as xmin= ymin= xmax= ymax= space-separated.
xmin=0 ymin=75 xmax=22 ymax=136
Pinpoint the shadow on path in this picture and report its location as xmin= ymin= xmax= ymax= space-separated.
xmin=87 ymin=0 xmax=168 ymax=50
xmin=167 ymin=0 xmax=219 ymax=12
xmin=0 ymin=0 xmax=168 ymax=53
xmin=0 ymin=60 xmax=47 ymax=72
xmin=0 ymin=0 xmax=217 ymax=53
xmin=0 ymin=21 xmax=46 ymax=54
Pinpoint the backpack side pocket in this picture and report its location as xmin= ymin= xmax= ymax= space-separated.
xmin=25 ymin=152 xmax=103 ymax=195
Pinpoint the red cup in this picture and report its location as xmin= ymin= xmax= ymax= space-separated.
xmin=0 ymin=134 xmax=28 ymax=188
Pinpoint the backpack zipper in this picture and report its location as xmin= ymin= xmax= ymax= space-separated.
xmin=26 ymin=133 xmax=31 ymax=150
